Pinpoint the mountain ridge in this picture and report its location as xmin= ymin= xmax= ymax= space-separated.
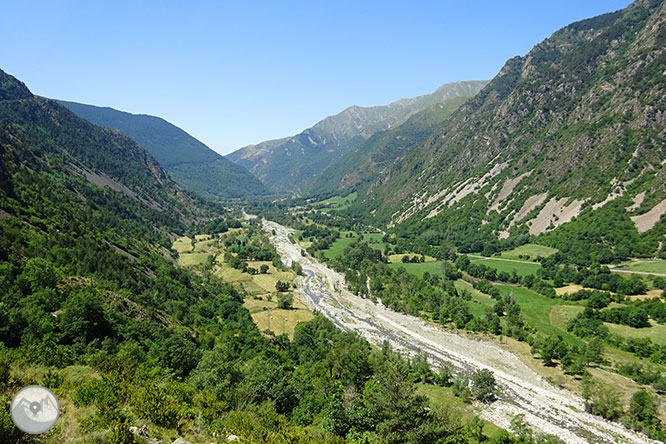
xmin=227 ymin=80 xmax=488 ymax=194
xmin=56 ymin=100 xmax=268 ymax=200
xmin=348 ymin=0 xmax=666 ymax=263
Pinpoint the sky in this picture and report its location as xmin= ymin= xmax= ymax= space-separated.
xmin=1 ymin=1 xmax=632 ymax=155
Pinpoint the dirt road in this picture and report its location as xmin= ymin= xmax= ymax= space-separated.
xmin=264 ymin=220 xmax=656 ymax=444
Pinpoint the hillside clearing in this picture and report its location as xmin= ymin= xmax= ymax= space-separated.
xmin=467 ymin=255 xmax=541 ymax=277
xmin=500 ymin=243 xmax=558 ymax=260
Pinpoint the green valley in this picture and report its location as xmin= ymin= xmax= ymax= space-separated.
xmin=3 ymin=0 xmax=666 ymax=443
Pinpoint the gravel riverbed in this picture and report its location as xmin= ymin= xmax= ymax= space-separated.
xmin=264 ymin=220 xmax=656 ymax=444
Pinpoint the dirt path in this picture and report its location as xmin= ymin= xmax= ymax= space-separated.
xmin=609 ymin=269 xmax=666 ymax=277
xmin=465 ymin=254 xmax=539 ymax=265
xmin=264 ymin=220 xmax=656 ymax=444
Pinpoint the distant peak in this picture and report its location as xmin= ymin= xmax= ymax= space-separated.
xmin=0 ymin=69 xmax=33 ymax=101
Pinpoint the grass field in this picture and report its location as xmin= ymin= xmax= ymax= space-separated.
xmin=467 ymin=255 xmax=541 ymax=277
xmin=245 ymin=296 xmax=313 ymax=339
xmin=320 ymin=231 xmax=386 ymax=259
xmin=387 ymin=261 xmax=451 ymax=278
xmin=549 ymin=305 xmax=584 ymax=330
xmin=323 ymin=236 xmax=359 ymax=259
xmin=415 ymin=383 xmax=504 ymax=438
xmin=315 ymin=192 xmax=357 ymax=212
xmin=614 ymin=259 xmax=666 ymax=275
xmin=605 ymin=321 xmax=666 ymax=346
xmin=215 ymin=261 xmax=295 ymax=295
xmin=499 ymin=243 xmax=558 ymax=260
xmin=193 ymin=238 xmax=218 ymax=252
xmin=172 ymin=236 xmax=193 ymax=253
xmin=388 ymin=253 xmax=436 ymax=263
xmin=177 ymin=252 xmax=210 ymax=266
xmin=454 ymin=279 xmax=495 ymax=317
xmin=251 ymin=268 xmax=296 ymax=293
xmin=494 ymin=284 xmax=582 ymax=345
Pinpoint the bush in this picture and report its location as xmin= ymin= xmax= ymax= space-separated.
xmin=0 ymin=395 xmax=26 ymax=443
xmin=132 ymin=382 xmax=180 ymax=428
xmin=275 ymin=281 xmax=290 ymax=292
xmin=108 ymin=420 xmax=133 ymax=444
xmin=470 ymin=368 xmax=498 ymax=402
xmin=277 ymin=293 xmax=293 ymax=309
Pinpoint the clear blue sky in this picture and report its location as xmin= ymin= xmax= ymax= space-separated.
xmin=1 ymin=1 xmax=631 ymax=155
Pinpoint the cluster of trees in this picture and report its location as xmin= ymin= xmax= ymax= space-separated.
xmin=299 ymin=225 xmax=340 ymax=254
xmin=616 ymin=362 xmax=666 ymax=393
xmin=538 ymin=260 xmax=649 ymax=295
xmin=220 ymin=227 xmax=282 ymax=275
xmin=185 ymin=217 xmax=242 ymax=237
xmin=530 ymin=336 xmax=605 ymax=374
xmin=566 ymin=307 xmax=666 ymax=366
xmin=455 ymin=255 xmax=556 ymax=297
xmin=536 ymin=201 xmax=660 ymax=265
xmin=583 ymin=377 xmax=665 ymax=441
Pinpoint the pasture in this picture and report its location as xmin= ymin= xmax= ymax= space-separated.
xmin=613 ymin=259 xmax=666 ymax=275
xmin=245 ymin=296 xmax=313 ymax=339
xmin=387 ymin=261 xmax=450 ymax=277
xmin=172 ymin=236 xmax=193 ymax=253
xmin=499 ymin=243 xmax=558 ymax=260
xmin=494 ymin=284 xmax=581 ymax=345
xmin=605 ymin=321 xmax=666 ymax=346
xmin=467 ymin=255 xmax=541 ymax=277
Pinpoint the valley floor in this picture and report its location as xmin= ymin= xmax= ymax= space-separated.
xmin=264 ymin=220 xmax=659 ymax=444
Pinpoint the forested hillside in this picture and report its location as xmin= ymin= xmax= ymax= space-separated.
xmin=227 ymin=81 xmax=487 ymax=194
xmin=310 ymin=96 xmax=471 ymax=194
xmin=350 ymin=0 xmax=666 ymax=263
xmin=0 ymin=70 xmax=535 ymax=444
xmin=57 ymin=100 xmax=268 ymax=200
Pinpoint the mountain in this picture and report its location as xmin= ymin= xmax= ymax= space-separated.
xmin=56 ymin=100 xmax=268 ymax=200
xmin=353 ymin=0 xmax=666 ymax=263
xmin=0 ymin=69 xmax=519 ymax=444
xmin=309 ymin=95 xmax=472 ymax=194
xmin=227 ymin=81 xmax=488 ymax=194
xmin=0 ymin=71 xmax=210 ymax=225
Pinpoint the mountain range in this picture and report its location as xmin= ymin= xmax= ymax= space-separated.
xmin=56 ymin=100 xmax=268 ymax=200
xmin=227 ymin=80 xmax=488 ymax=194
xmin=341 ymin=0 xmax=666 ymax=263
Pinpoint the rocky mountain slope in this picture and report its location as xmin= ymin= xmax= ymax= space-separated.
xmin=57 ymin=100 xmax=268 ymax=200
xmin=311 ymin=95 xmax=472 ymax=194
xmin=0 ymin=69 xmax=209 ymax=223
xmin=227 ymin=81 xmax=487 ymax=194
xmin=353 ymin=0 xmax=666 ymax=261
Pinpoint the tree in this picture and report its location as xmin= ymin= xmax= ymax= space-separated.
xmin=470 ymin=368 xmax=498 ymax=402
xmin=629 ymin=389 xmax=659 ymax=425
xmin=581 ymin=376 xmax=623 ymax=420
xmin=260 ymin=264 xmax=269 ymax=274
xmin=276 ymin=281 xmax=290 ymax=292
xmin=59 ymin=291 xmax=111 ymax=344
xmin=292 ymin=261 xmax=303 ymax=276
xmin=585 ymin=338 xmax=605 ymax=365
xmin=277 ymin=293 xmax=293 ymax=309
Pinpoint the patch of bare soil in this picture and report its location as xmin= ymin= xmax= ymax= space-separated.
xmin=631 ymin=198 xmax=666 ymax=233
